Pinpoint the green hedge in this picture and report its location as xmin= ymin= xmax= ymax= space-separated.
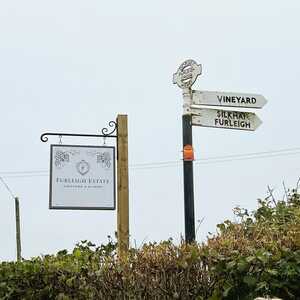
xmin=1 ymin=190 xmax=300 ymax=299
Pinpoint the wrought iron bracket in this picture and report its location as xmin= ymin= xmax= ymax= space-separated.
xmin=40 ymin=121 xmax=117 ymax=143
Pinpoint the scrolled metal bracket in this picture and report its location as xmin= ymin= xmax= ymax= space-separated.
xmin=101 ymin=121 xmax=117 ymax=136
xmin=40 ymin=120 xmax=117 ymax=143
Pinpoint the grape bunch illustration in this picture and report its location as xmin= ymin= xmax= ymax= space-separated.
xmin=97 ymin=152 xmax=111 ymax=168
xmin=54 ymin=150 xmax=69 ymax=168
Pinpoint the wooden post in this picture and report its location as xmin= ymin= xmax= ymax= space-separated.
xmin=116 ymin=115 xmax=129 ymax=256
xmin=15 ymin=197 xmax=21 ymax=261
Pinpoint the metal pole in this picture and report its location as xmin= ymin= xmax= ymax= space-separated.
xmin=182 ymin=89 xmax=195 ymax=243
xmin=14 ymin=197 xmax=21 ymax=261
xmin=173 ymin=60 xmax=201 ymax=244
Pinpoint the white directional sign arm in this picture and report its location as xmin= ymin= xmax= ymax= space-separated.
xmin=190 ymin=107 xmax=262 ymax=131
xmin=192 ymin=90 xmax=267 ymax=109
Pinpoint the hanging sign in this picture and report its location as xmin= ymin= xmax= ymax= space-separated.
xmin=50 ymin=144 xmax=115 ymax=210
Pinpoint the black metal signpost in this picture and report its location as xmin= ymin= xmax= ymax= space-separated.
xmin=173 ymin=60 xmax=202 ymax=243
xmin=173 ymin=59 xmax=266 ymax=243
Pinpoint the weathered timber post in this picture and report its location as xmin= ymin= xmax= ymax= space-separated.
xmin=15 ymin=197 xmax=21 ymax=261
xmin=116 ymin=115 xmax=129 ymax=256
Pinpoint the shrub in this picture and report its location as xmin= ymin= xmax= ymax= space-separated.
xmin=0 ymin=190 xmax=299 ymax=299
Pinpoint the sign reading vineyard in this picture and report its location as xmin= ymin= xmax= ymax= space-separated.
xmin=191 ymin=90 xmax=267 ymax=109
xmin=49 ymin=145 xmax=115 ymax=210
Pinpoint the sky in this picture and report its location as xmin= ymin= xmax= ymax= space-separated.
xmin=1 ymin=0 xmax=300 ymax=261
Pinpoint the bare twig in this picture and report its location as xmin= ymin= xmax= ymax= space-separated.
xmin=196 ymin=217 xmax=205 ymax=237
xmin=267 ymin=185 xmax=276 ymax=206
xmin=296 ymin=177 xmax=300 ymax=193
xmin=138 ymin=236 xmax=148 ymax=249
xmin=282 ymin=180 xmax=288 ymax=201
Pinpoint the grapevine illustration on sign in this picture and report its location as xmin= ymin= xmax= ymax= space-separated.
xmin=54 ymin=148 xmax=112 ymax=175
xmin=87 ymin=150 xmax=112 ymax=169
xmin=54 ymin=150 xmax=69 ymax=168
xmin=54 ymin=149 xmax=80 ymax=169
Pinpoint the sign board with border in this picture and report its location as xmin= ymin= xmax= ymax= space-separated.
xmin=49 ymin=144 xmax=115 ymax=210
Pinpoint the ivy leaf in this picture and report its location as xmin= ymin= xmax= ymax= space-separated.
xmin=66 ymin=277 xmax=74 ymax=287
xmin=73 ymin=249 xmax=81 ymax=258
xmin=266 ymin=269 xmax=278 ymax=276
xmin=243 ymin=275 xmax=257 ymax=287
xmin=226 ymin=261 xmax=236 ymax=270
xmin=208 ymin=292 xmax=222 ymax=300
xmin=246 ymin=256 xmax=256 ymax=263
xmin=255 ymin=281 xmax=268 ymax=291
xmin=223 ymin=284 xmax=233 ymax=297
xmin=237 ymin=260 xmax=249 ymax=272
xmin=256 ymin=251 xmax=270 ymax=264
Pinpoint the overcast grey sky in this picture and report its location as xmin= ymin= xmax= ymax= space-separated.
xmin=1 ymin=1 xmax=300 ymax=261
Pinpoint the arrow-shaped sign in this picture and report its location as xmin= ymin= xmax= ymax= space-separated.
xmin=192 ymin=90 xmax=267 ymax=109
xmin=190 ymin=107 xmax=262 ymax=131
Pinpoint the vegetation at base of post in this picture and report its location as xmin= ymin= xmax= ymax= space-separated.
xmin=1 ymin=189 xmax=300 ymax=299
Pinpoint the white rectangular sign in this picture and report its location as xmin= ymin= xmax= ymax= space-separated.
xmin=50 ymin=145 xmax=115 ymax=210
xmin=192 ymin=90 xmax=267 ymax=109
xmin=191 ymin=108 xmax=262 ymax=131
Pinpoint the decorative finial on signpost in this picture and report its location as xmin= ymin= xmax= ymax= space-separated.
xmin=173 ymin=59 xmax=202 ymax=89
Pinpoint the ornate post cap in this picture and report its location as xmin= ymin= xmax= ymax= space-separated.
xmin=173 ymin=59 xmax=202 ymax=89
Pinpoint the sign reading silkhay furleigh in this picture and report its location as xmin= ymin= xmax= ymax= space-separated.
xmin=191 ymin=107 xmax=261 ymax=131
xmin=50 ymin=145 xmax=115 ymax=210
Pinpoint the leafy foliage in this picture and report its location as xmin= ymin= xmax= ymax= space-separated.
xmin=1 ymin=190 xmax=300 ymax=299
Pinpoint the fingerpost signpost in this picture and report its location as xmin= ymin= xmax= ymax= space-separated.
xmin=173 ymin=59 xmax=267 ymax=243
